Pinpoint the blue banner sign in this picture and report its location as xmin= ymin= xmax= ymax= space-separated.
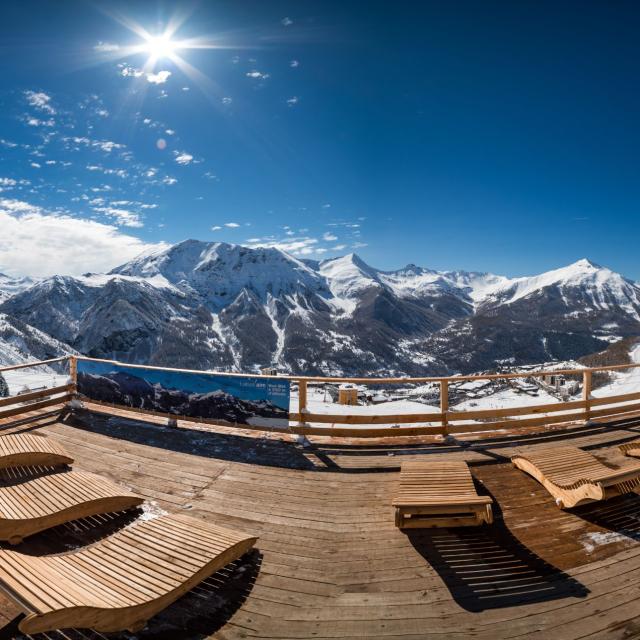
xmin=77 ymin=360 xmax=290 ymax=428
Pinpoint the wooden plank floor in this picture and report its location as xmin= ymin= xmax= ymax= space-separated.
xmin=2 ymin=406 xmax=640 ymax=638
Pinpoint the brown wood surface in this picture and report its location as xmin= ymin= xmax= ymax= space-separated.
xmin=2 ymin=406 xmax=640 ymax=637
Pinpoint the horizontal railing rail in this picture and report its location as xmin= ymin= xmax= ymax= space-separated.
xmin=2 ymin=354 xmax=639 ymax=438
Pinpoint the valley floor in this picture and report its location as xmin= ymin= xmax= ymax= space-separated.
xmin=2 ymin=404 xmax=640 ymax=638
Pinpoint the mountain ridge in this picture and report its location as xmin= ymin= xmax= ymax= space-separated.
xmin=1 ymin=240 xmax=639 ymax=375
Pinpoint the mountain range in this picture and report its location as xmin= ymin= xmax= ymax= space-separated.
xmin=1 ymin=240 xmax=639 ymax=375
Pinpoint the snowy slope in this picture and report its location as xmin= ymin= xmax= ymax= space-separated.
xmin=2 ymin=241 xmax=640 ymax=375
xmin=0 ymin=313 xmax=73 ymax=367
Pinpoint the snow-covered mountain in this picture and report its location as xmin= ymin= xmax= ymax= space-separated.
xmin=0 ymin=273 xmax=37 ymax=304
xmin=0 ymin=313 xmax=74 ymax=367
xmin=1 ymin=241 xmax=639 ymax=375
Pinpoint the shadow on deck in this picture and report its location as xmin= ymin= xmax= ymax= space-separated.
xmin=407 ymin=518 xmax=589 ymax=612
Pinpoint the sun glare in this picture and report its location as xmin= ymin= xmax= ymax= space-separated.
xmin=144 ymin=33 xmax=178 ymax=61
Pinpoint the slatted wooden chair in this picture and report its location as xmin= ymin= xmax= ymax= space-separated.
xmin=0 ymin=512 xmax=258 ymax=635
xmin=392 ymin=460 xmax=493 ymax=528
xmin=0 ymin=470 xmax=143 ymax=544
xmin=619 ymin=441 xmax=640 ymax=458
xmin=512 ymin=446 xmax=640 ymax=509
xmin=0 ymin=433 xmax=73 ymax=469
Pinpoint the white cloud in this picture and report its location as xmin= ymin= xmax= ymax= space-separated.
xmin=26 ymin=117 xmax=55 ymax=127
xmin=224 ymin=222 xmax=240 ymax=228
xmin=290 ymin=60 xmax=299 ymax=68
xmin=352 ymin=242 xmax=368 ymax=249
xmin=0 ymin=199 xmax=165 ymax=277
xmin=281 ymin=17 xmax=293 ymax=26
xmin=165 ymin=129 xmax=175 ymax=135
xmin=162 ymin=176 xmax=177 ymax=185
xmin=174 ymin=152 xmax=194 ymax=165
xmin=245 ymin=235 xmax=321 ymax=256
xmin=0 ymin=178 xmax=16 ymax=187
xmin=286 ymin=96 xmax=299 ymax=107
xmin=30 ymin=162 xmax=41 ymax=169
xmin=120 ymin=64 xmax=143 ymax=78
xmin=93 ymin=206 xmax=143 ymax=228
xmin=211 ymin=225 xmax=222 ymax=231
xmin=94 ymin=42 xmax=120 ymax=52
xmin=323 ymin=232 xmax=338 ymax=241
xmin=246 ymin=70 xmax=270 ymax=80
xmin=24 ymin=91 xmax=56 ymax=115
xmin=147 ymin=70 xmax=171 ymax=84
xmin=332 ymin=244 xmax=347 ymax=251
xmin=221 ymin=97 xmax=233 ymax=104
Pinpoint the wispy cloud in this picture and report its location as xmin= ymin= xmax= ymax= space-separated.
xmin=290 ymin=60 xmax=299 ymax=68
xmin=94 ymin=42 xmax=120 ymax=52
xmin=281 ymin=17 xmax=293 ymax=26
xmin=224 ymin=222 xmax=240 ymax=228
xmin=286 ymin=96 xmax=299 ymax=107
xmin=24 ymin=91 xmax=56 ymax=115
xmin=246 ymin=70 xmax=270 ymax=80
xmin=0 ymin=199 xmax=164 ymax=277
xmin=323 ymin=232 xmax=338 ymax=241
xmin=26 ymin=117 xmax=55 ymax=128
xmin=93 ymin=206 xmax=143 ymax=228
xmin=211 ymin=225 xmax=222 ymax=231
xmin=174 ymin=151 xmax=194 ymax=165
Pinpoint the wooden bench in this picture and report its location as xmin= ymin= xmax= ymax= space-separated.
xmin=0 ymin=470 xmax=143 ymax=544
xmin=392 ymin=461 xmax=493 ymax=528
xmin=0 ymin=433 xmax=73 ymax=469
xmin=0 ymin=512 xmax=258 ymax=634
xmin=512 ymin=446 xmax=640 ymax=509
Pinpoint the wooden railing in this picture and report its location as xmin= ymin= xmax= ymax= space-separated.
xmin=1 ymin=355 xmax=639 ymax=438
xmin=0 ymin=357 xmax=74 ymax=420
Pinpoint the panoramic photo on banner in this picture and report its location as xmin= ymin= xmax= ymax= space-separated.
xmin=77 ymin=359 xmax=290 ymax=428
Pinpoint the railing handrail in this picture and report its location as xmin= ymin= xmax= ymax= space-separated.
xmin=0 ymin=356 xmax=72 ymax=374
xmin=2 ymin=354 xmax=639 ymax=438
xmin=73 ymin=354 xmax=640 ymax=383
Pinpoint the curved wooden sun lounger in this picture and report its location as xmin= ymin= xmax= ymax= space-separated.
xmin=0 ymin=470 xmax=143 ymax=544
xmin=0 ymin=433 xmax=73 ymax=469
xmin=619 ymin=440 xmax=640 ymax=458
xmin=392 ymin=460 xmax=493 ymax=528
xmin=0 ymin=512 xmax=258 ymax=635
xmin=512 ymin=446 xmax=640 ymax=509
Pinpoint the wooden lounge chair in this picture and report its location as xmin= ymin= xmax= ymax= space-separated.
xmin=0 ymin=433 xmax=73 ymax=469
xmin=0 ymin=470 xmax=143 ymax=544
xmin=512 ymin=446 xmax=640 ymax=509
xmin=0 ymin=512 xmax=258 ymax=634
xmin=392 ymin=460 xmax=493 ymax=528
xmin=619 ymin=441 xmax=640 ymax=458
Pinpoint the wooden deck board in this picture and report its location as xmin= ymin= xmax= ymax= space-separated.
xmin=0 ymin=407 xmax=640 ymax=637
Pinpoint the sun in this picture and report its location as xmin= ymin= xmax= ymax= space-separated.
xmin=143 ymin=33 xmax=178 ymax=61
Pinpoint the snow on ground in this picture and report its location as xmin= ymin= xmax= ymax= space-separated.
xmin=1 ymin=368 xmax=69 ymax=395
xmin=592 ymin=343 xmax=640 ymax=399
xmin=452 ymin=387 xmax=560 ymax=413
xmin=580 ymin=531 xmax=630 ymax=554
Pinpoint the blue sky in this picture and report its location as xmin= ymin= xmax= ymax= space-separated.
xmin=0 ymin=1 xmax=639 ymax=279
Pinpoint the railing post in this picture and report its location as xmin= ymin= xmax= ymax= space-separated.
xmin=583 ymin=369 xmax=592 ymax=422
xmin=297 ymin=379 xmax=308 ymax=426
xmin=440 ymin=380 xmax=449 ymax=434
xmin=69 ymin=356 xmax=77 ymax=389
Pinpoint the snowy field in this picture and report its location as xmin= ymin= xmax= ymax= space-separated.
xmin=1 ymin=367 xmax=70 ymax=396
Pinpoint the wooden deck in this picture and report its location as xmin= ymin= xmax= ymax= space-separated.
xmin=2 ymin=405 xmax=640 ymax=638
